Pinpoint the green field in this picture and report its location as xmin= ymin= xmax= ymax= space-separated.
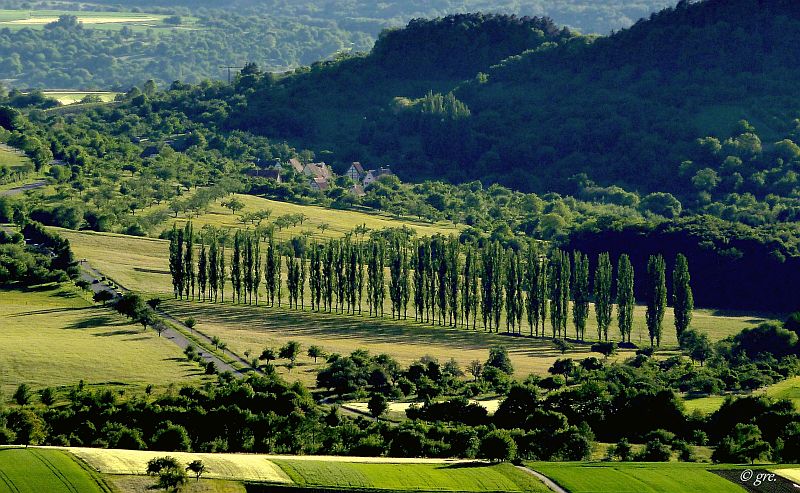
xmin=274 ymin=460 xmax=549 ymax=492
xmin=0 ymin=285 xmax=207 ymax=397
xmin=529 ymin=462 xmax=747 ymax=493
xmin=66 ymin=447 xmax=291 ymax=482
xmin=168 ymin=193 xmax=462 ymax=242
xmin=0 ymin=9 xmax=196 ymax=31
xmin=0 ymin=447 xmax=112 ymax=493
xmin=162 ymin=299 xmax=628 ymax=385
xmin=41 ymin=91 xmax=119 ymax=105
xmin=684 ymin=376 xmax=800 ymax=415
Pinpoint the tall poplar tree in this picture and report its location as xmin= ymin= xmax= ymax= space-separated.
xmin=447 ymin=238 xmax=460 ymax=327
xmin=218 ymin=243 xmax=227 ymax=303
xmin=169 ymin=224 xmax=184 ymax=299
xmin=198 ymin=241 xmax=208 ymax=302
xmin=232 ymin=231 xmax=242 ymax=303
xmin=183 ymin=222 xmax=195 ymax=300
xmin=253 ymin=237 xmax=262 ymax=305
xmin=593 ymin=252 xmax=613 ymax=341
xmin=646 ymin=254 xmax=667 ymax=347
xmin=462 ymin=246 xmax=476 ymax=330
xmin=673 ymin=253 xmax=693 ymax=341
xmin=572 ymin=251 xmax=589 ymax=341
xmin=616 ymin=254 xmax=634 ymax=343
xmin=208 ymin=235 xmax=219 ymax=302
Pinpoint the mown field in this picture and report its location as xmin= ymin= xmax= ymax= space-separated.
xmin=66 ymin=447 xmax=291 ymax=483
xmin=162 ymin=299 xmax=626 ymax=386
xmin=0 ymin=146 xmax=29 ymax=169
xmin=167 ymin=193 xmax=462 ymax=242
xmin=0 ymin=9 xmax=197 ymax=31
xmin=271 ymin=459 xmax=549 ymax=492
xmin=0 ymin=285 xmax=207 ymax=397
xmin=0 ymin=447 xmax=112 ymax=493
xmin=42 ymin=91 xmax=119 ymax=105
xmin=684 ymin=376 xmax=800 ymax=415
xmin=529 ymin=462 xmax=747 ymax=493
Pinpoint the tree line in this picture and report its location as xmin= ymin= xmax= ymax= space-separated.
xmin=168 ymin=222 xmax=694 ymax=347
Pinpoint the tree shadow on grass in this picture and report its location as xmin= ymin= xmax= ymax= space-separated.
xmin=9 ymin=306 xmax=93 ymax=317
xmin=66 ymin=316 xmax=129 ymax=330
xmin=92 ymin=329 xmax=142 ymax=337
xmin=441 ymin=461 xmax=490 ymax=469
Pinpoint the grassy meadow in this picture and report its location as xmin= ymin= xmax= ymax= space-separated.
xmin=41 ymin=91 xmax=119 ymax=105
xmin=56 ymin=217 xmax=778 ymax=385
xmin=162 ymin=299 xmax=629 ymax=386
xmin=169 ymin=193 xmax=462 ymax=241
xmin=272 ymin=459 xmax=549 ymax=492
xmin=0 ymin=285 xmax=207 ymax=398
xmin=0 ymin=10 xmax=196 ymax=31
xmin=684 ymin=376 xmax=800 ymax=415
xmin=66 ymin=447 xmax=291 ymax=483
xmin=0 ymin=447 xmax=112 ymax=493
xmin=529 ymin=462 xmax=747 ymax=493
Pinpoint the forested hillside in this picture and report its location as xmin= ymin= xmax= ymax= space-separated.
xmin=0 ymin=0 xmax=669 ymax=89
xmin=228 ymin=0 xmax=800 ymax=201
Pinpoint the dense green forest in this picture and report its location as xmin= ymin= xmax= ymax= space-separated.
xmin=227 ymin=0 xmax=800 ymax=198
xmin=0 ymin=0 xmax=669 ymax=89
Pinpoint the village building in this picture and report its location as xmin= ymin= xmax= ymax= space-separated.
xmin=303 ymin=162 xmax=334 ymax=180
xmin=362 ymin=167 xmax=395 ymax=187
xmin=309 ymin=176 xmax=330 ymax=192
xmin=345 ymin=161 xmax=365 ymax=182
xmin=287 ymin=157 xmax=304 ymax=174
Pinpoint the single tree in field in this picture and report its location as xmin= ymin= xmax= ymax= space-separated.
xmin=138 ymin=311 xmax=156 ymax=331
xmin=368 ymin=393 xmax=388 ymax=421
xmin=616 ymin=254 xmax=635 ymax=343
xmin=594 ymin=252 xmax=613 ymax=341
xmin=184 ymin=318 xmax=197 ymax=330
xmin=259 ymin=347 xmax=277 ymax=367
xmin=646 ymin=254 xmax=667 ymax=347
xmin=40 ymin=387 xmax=55 ymax=406
xmin=147 ymin=298 xmax=162 ymax=310
xmin=186 ymin=460 xmax=206 ymax=481
xmin=317 ymin=222 xmax=330 ymax=234
xmin=307 ymin=345 xmax=324 ymax=363
xmin=211 ymin=336 xmax=222 ymax=349
xmin=13 ymin=383 xmax=31 ymax=405
xmin=93 ymin=289 xmax=114 ymax=306
xmin=221 ymin=197 xmax=245 ymax=215
xmin=549 ymin=358 xmax=576 ymax=385
xmin=467 ymin=360 xmax=483 ymax=381
xmin=153 ymin=322 xmax=167 ymax=337
xmin=672 ymin=253 xmax=693 ymax=341
xmin=279 ymin=341 xmax=302 ymax=370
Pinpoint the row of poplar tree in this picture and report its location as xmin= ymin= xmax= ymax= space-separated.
xmin=168 ymin=222 xmax=694 ymax=347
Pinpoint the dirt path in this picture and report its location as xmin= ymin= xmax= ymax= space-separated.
xmin=0 ymin=180 xmax=46 ymax=197
xmin=516 ymin=466 xmax=569 ymax=493
xmin=76 ymin=260 xmax=245 ymax=376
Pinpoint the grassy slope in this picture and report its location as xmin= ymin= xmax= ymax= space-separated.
xmin=0 ymin=9 xmax=198 ymax=31
xmin=162 ymin=299 xmax=626 ymax=386
xmin=0 ymin=285 xmax=207 ymax=397
xmin=529 ymin=462 xmax=747 ymax=493
xmin=0 ymin=146 xmax=29 ymax=169
xmin=0 ymin=447 xmax=111 ymax=493
xmin=684 ymin=376 xmax=800 ymax=415
xmin=167 ymin=193 xmax=461 ymax=241
xmin=274 ymin=460 xmax=549 ymax=492
xmin=41 ymin=92 xmax=119 ymax=105
xmin=66 ymin=447 xmax=291 ymax=482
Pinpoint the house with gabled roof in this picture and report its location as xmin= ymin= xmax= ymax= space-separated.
xmin=309 ymin=177 xmax=330 ymax=192
xmin=288 ymin=158 xmax=304 ymax=173
xmin=303 ymin=162 xmax=334 ymax=180
xmin=362 ymin=167 xmax=395 ymax=187
xmin=346 ymin=161 xmax=365 ymax=182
